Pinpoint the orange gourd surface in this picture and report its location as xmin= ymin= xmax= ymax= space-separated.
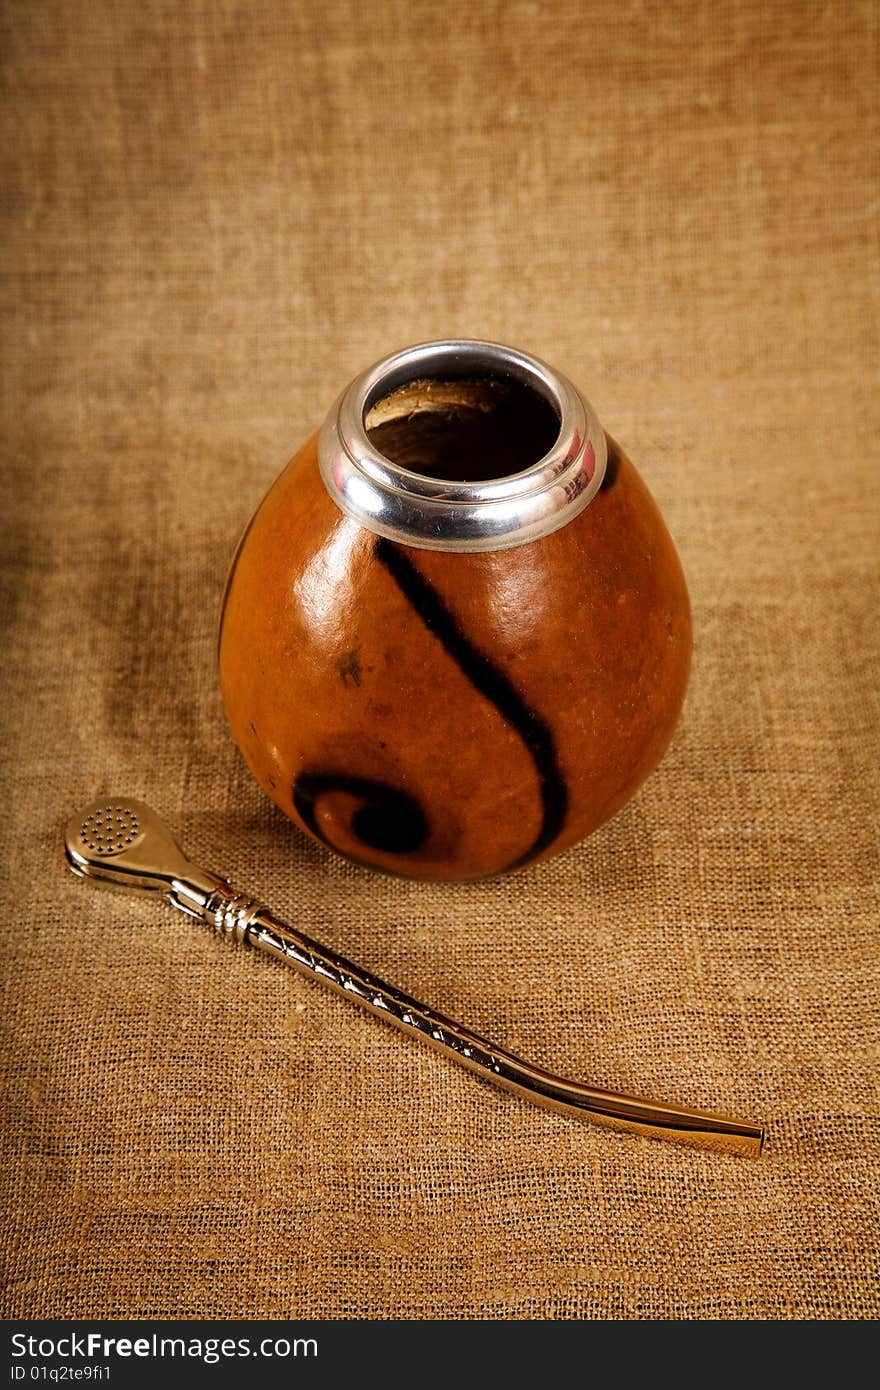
xmin=218 ymin=429 xmax=691 ymax=880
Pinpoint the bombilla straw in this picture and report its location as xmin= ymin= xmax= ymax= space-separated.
xmin=64 ymin=797 xmax=764 ymax=1156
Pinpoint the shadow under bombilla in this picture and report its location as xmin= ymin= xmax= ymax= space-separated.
xmin=64 ymin=797 xmax=765 ymax=1156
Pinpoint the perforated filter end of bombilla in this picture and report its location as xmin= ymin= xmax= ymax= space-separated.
xmin=64 ymin=795 xmax=223 ymax=910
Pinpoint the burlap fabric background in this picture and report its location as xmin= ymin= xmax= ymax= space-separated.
xmin=1 ymin=0 xmax=877 ymax=1321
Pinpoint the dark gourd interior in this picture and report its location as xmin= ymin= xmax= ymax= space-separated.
xmin=365 ymin=375 xmax=560 ymax=483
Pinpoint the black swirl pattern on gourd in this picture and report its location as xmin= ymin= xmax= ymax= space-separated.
xmin=293 ymin=773 xmax=429 ymax=857
xmin=373 ymin=540 xmax=568 ymax=870
xmin=600 ymin=436 xmax=620 ymax=490
xmin=291 ymin=540 xmax=569 ymax=871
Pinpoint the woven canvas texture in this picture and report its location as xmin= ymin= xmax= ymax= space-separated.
xmin=1 ymin=0 xmax=878 ymax=1320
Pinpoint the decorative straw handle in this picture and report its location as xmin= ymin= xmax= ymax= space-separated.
xmin=64 ymin=797 xmax=765 ymax=1156
xmin=241 ymin=903 xmax=764 ymax=1155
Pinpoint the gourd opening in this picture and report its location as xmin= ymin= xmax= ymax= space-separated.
xmin=320 ymin=339 xmax=603 ymax=551
xmin=364 ymin=373 xmax=561 ymax=484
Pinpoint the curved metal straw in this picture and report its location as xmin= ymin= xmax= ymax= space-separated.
xmin=64 ymin=798 xmax=764 ymax=1156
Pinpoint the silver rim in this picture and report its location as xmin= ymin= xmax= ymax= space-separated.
xmin=318 ymin=339 xmax=607 ymax=552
